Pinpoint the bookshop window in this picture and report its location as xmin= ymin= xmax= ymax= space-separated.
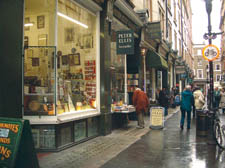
xmin=110 ymin=42 xmax=126 ymax=106
xmin=24 ymin=0 xmax=56 ymax=116
xmin=57 ymin=0 xmax=97 ymax=114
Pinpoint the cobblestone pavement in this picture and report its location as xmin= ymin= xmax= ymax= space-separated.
xmin=39 ymin=107 xmax=179 ymax=168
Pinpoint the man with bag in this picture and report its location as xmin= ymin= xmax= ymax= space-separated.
xmin=132 ymin=87 xmax=149 ymax=129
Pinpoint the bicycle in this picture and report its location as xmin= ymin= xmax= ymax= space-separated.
xmin=208 ymin=108 xmax=225 ymax=149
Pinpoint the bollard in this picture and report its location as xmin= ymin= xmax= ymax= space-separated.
xmin=196 ymin=109 xmax=208 ymax=137
xmin=207 ymin=110 xmax=216 ymax=145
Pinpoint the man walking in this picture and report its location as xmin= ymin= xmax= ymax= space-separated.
xmin=133 ymin=87 xmax=149 ymax=129
xmin=180 ymin=85 xmax=194 ymax=130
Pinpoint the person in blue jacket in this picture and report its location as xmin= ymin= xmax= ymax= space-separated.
xmin=180 ymin=85 xmax=194 ymax=130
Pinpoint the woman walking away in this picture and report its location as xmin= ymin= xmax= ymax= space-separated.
xmin=180 ymin=85 xmax=194 ymax=130
xmin=219 ymin=88 xmax=225 ymax=114
xmin=193 ymin=87 xmax=205 ymax=112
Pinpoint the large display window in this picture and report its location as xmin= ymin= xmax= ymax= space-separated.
xmin=23 ymin=0 xmax=99 ymax=118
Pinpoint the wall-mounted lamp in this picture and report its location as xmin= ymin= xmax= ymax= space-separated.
xmin=141 ymin=48 xmax=147 ymax=56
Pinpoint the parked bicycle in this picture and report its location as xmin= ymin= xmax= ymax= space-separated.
xmin=208 ymin=108 xmax=225 ymax=149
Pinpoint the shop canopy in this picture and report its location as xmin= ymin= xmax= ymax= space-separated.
xmin=146 ymin=50 xmax=168 ymax=70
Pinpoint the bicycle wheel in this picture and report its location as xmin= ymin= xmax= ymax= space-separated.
xmin=214 ymin=122 xmax=225 ymax=149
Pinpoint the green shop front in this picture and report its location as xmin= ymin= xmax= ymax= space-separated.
xmin=23 ymin=0 xmax=103 ymax=151
xmin=110 ymin=1 xmax=143 ymax=128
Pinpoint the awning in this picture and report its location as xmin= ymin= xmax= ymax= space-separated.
xmin=146 ymin=50 xmax=168 ymax=70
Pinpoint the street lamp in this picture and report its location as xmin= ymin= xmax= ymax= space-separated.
xmin=204 ymin=0 xmax=214 ymax=110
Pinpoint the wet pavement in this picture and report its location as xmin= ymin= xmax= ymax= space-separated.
xmin=101 ymin=111 xmax=225 ymax=168
xmin=38 ymin=108 xmax=225 ymax=168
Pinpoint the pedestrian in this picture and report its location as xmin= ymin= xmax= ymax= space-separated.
xmin=193 ymin=87 xmax=205 ymax=111
xmin=180 ymin=85 xmax=194 ymax=130
xmin=170 ymin=87 xmax=176 ymax=108
xmin=213 ymin=87 xmax=221 ymax=108
xmin=158 ymin=88 xmax=169 ymax=116
xmin=132 ymin=87 xmax=149 ymax=129
xmin=192 ymin=87 xmax=199 ymax=118
xmin=219 ymin=88 xmax=225 ymax=114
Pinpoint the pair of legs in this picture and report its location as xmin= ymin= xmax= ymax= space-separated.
xmin=180 ymin=109 xmax=191 ymax=129
xmin=192 ymin=105 xmax=195 ymax=118
xmin=164 ymin=107 xmax=168 ymax=116
xmin=137 ymin=109 xmax=145 ymax=128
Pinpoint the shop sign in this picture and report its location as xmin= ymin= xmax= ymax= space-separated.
xmin=175 ymin=65 xmax=185 ymax=74
xmin=0 ymin=118 xmax=39 ymax=168
xmin=144 ymin=22 xmax=162 ymax=41
xmin=149 ymin=107 xmax=164 ymax=129
xmin=116 ymin=30 xmax=134 ymax=55
xmin=180 ymin=73 xmax=187 ymax=80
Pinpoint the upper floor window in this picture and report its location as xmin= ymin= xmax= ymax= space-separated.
xmin=197 ymin=49 xmax=201 ymax=55
xmin=216 ymin=74 xmax=221 ymax=82
xmin=197 ymin=60 xmax=202 ymax=66
xmin=197 ymin=69 xmax=203 ymax=79
xmin=215 ymin=64 xmax=221 ymax=71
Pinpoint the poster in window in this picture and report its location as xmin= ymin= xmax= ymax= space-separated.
xmin=83 ymin=34 xmax=93 ymax=49
xmin=65 ymin=28 xmax=75 ymax=42
xmin=38 ymin=34 xmax=48 ymax=46
xmin=62 ymin=55 xmax=68 ymax=65
xmin=37 ymin=15 xmax=45 ymax=29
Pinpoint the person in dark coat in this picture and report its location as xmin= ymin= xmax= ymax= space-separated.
xmin=158 ymin=88 xmax=169 ymax=116
xmin=180 ymin=85 xmax=194 ymax=130
xmin=133 ymin=87 xmax=149 ymax=129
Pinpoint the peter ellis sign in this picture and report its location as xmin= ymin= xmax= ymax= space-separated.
xmin=116 ymin=30 xmax=134 ymax=55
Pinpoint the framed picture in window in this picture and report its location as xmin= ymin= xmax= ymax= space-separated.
xmin=62 ymin=55 xmax=68 ymax=65
xmin=65 ymin=28 xmax=75 ymax=43
xmin=83 ymin=34 xmax=93 ymax=49
xmin=32 ymin=58 xmax=40 ymax=66
xmin=69 ymin=53 xmax=80 ymax=66
xmin=37 ymin=15 xmax=45 ymax=29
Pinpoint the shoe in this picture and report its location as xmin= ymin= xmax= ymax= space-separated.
xmin=136 ymin=126 xmax=144 ymax=129
xmin=180 ymin=125 xmax=183 ymax=130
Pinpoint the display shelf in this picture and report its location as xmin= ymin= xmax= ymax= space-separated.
xmin=127 ymin=73 xmax=139 ymax=92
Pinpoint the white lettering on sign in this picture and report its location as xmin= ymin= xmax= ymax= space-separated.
xmin=118 ymin=33 xmax=132 ymax=44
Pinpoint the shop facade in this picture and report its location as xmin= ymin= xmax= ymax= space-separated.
xmin=23 ymin=0 xmax=105 ymax=151
xmin=22 ymin=0 xmax=144 ymax=151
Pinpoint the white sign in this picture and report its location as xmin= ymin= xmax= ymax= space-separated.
xmin=149 ymin=107 xmax=164 ymax=129
xmin=202 ymin=44 xmax=219 ymax=61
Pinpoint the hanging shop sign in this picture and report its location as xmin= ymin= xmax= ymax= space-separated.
xmin=0 ymin=117 xmax=39 ymax=168
xmin=175 ymin=65 xmax=186 ymax=74
xmin=144 ymin=22 xmax=162 ymax=41
xmin=116 ymin=30 xmax=134 ymax=55
xmin=149 ymin=107 xmax=164 ymax=129
xmin=202 ymin=44 xmax=220 ymax=61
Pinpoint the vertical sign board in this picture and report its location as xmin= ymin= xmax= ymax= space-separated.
xmin=116 ymin=30 xmax=134 ymax=55
xmin=149 ymin=107 xmax=164 ymax=129
xmin=0 ymin=117 xmax=39 ymax=168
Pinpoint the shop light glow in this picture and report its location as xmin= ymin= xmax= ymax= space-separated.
xmin=57 ymin=12 xmax=88 ymax=29
xmin=24 ymin=23 xmax=34 ymax=27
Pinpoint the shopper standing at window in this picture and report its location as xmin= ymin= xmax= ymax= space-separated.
xmin=132 ymin=87 xmax=149 ymax=129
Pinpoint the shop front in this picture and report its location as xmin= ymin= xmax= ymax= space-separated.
xmin=23 ymin=0 xmax=103 ymax=151
xmin=110 ymin=1 xmax=143 ymax=127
